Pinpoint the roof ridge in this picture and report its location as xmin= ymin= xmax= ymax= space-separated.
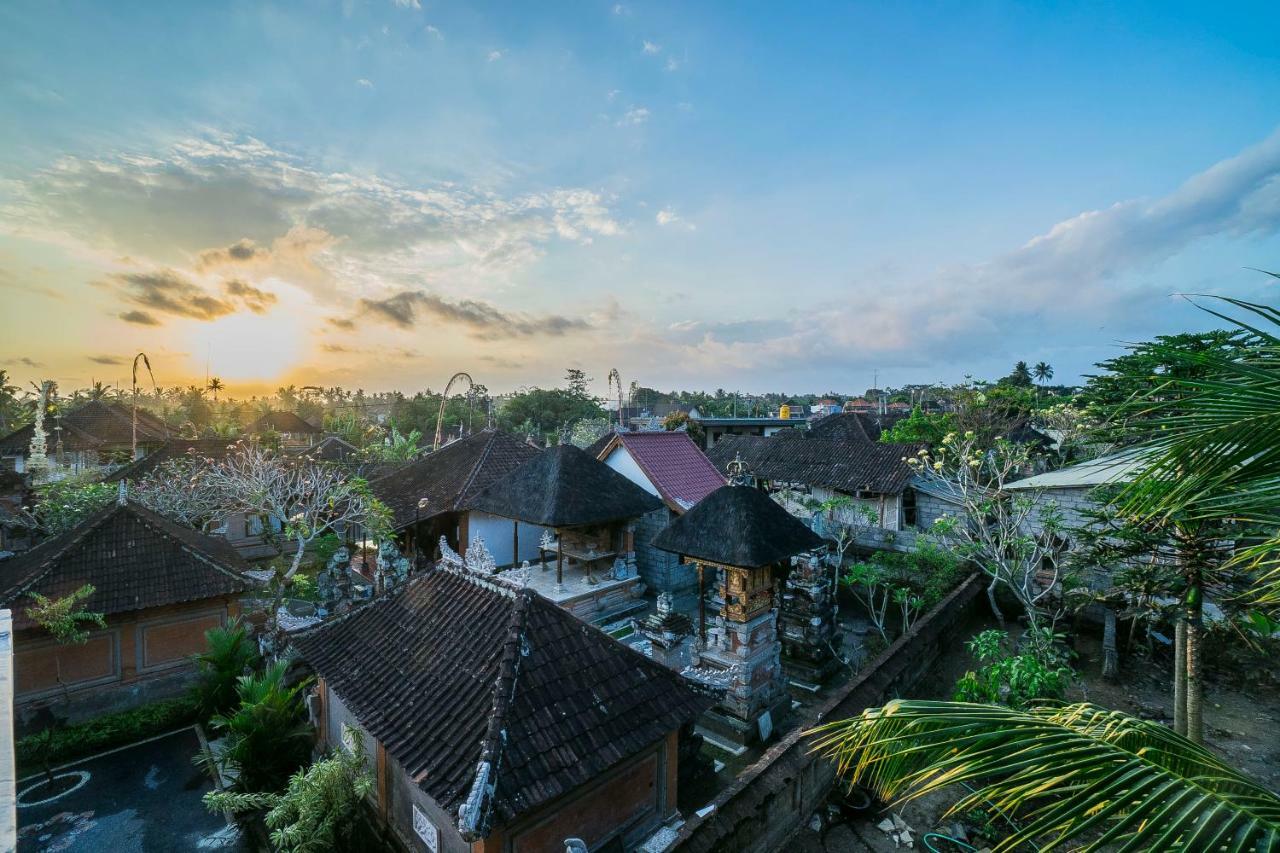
xmin=123 ymin=500 xmax=247 ymax=578
xmin=455 ymin=431 xmax=497 ymax=512
xmin=0 ymin=501 xmax=125 ymax=605
xmin=456 ymin=584 xmax=533 ymax=840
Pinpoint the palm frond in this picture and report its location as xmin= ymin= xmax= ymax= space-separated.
xmin=808 ymin=700 xmax=1280 ymax=852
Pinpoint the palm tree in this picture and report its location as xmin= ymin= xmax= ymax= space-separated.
xmin=810 ymin=700 xmax=1280 ymax=852
xmin=1033 ymin=361 xmax=1054 ymax=386
xmin=207 ymin=376 xmax=224 ymax=402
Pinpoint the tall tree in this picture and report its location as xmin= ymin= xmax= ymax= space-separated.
xmin=1032 ymin=361 xmax=1054 ymax=386
xmin=207 ymin=376 xmax=224 ymax=402
xmin=564 ymin=367 xmax=591 ymax=397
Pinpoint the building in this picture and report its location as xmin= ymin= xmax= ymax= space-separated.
xmin=0 ymin=400 xmax=170 ymax=476
xmin=808 ymin=399 xmax=841 ymax=417
xmin=688 ymin=415 xmax=796 ymax=450
xmin=595 ymin=431 xmax=725 ymax=601
xmin=707 ymin=432 xmax=922 ymax=535
xmin=247 ymin=411 xmax=323 ymax=449
xmin=370 ymin=429 xmax=542 ymax=565
xmin=469 ymin=444 xmax=664 ymax=624
xmin=1004 ymin=449 xmax=1149 ymax=544
xmin=806 ymin=410 xmax=906 ymax=442
xmin=653 ymin=483 xmax=823 ymax=746
xmin=293 ymin=568 xmax=708 ymax=853
xmin=0 ymin=496 xmax=253 ymax=722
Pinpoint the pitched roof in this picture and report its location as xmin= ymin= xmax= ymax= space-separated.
xmin=0 ymin=499 xmax=250 ymax=631
xmin=371 ymin=430 xmax=541 ymax=530
xmin=0 ymin=400 xmax=170 ymax=456
xmin=102 ymin=438 xmax=237 ymax=483
xmin=806 ymin=411 xmax=906 ymax=443
xmin=1004 ymin=449 xmax=1148 ymax=491
xmin=599 ymin=431 xmax=725 ymax=512
xmin=707 ymin=433 xmax=920 ymax=495
xmin=292 ymin=569 xmax=707 ymax=834
xmin=470 ymin=444 xmax=663 ymax=527
xmin=652 ymin=484 xmax=824 ymax=568
xmin=248 ymin=411 xmax=321 ymax=434
xmin=286 ymin=434 xmax=361 ymax=463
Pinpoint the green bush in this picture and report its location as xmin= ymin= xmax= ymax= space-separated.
xmin=15 ymin=695 xmax=200 ymax=774
xmin=953 ymin=629 xmax=1074 ymax=708
xmin=192 ymin=619 xmax=261 ymax=719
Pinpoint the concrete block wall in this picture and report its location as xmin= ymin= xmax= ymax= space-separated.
xmin=635 ymin=509 xmax=697 ymax=597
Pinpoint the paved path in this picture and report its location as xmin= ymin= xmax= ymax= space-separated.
xmin=16 ymin=727 xmax=245 ymax=852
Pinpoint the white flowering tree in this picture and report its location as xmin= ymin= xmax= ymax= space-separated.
xmin=907 ymin=431 xmax=1069 ymax=640
xmin=133 ymin=454 xmax=227 ymax=532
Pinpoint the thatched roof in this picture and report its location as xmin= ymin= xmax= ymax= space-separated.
xmin=652 ymin=484 xmax=823 ymax=568
xmin=470 ymin=444 xmax=663 ymax=527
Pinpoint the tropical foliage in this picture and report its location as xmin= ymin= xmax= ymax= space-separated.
xmin=32 ymin=478 xmax=116 ymax=535
xmin=191 ymin=619 xmax=261 ymax=719
xmin=953 ymin=629 xmax=1073 ymax=708
xmin=204 ymin=725 xmax=374 ymax=853
xmin=810 ymin=700 xmax=1280 ymax=853
xmin=202 ymin=660 xmax=314 ymax=793
xmin=25 ymin=583 xmax=106 ymax=644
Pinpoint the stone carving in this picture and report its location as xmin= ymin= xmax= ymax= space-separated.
xmin=778 ymin=549 xmax=842 ymax=684
xmin=376 ymin=540 xmax=411 ymax=592
xmin=316 ymin=544 xmax=352 ymax=616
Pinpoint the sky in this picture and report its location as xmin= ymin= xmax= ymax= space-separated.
xmin=2 ymin=1 xmax=1279 ymax=398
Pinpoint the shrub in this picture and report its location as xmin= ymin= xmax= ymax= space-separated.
xmin=15 ymin=696 xmax=200 ymax=774
xmin=203 ymin=660 xmax=313 ymax=793
xmin=192 ymin=619 xmax=261 ymax=719
xmin=954 ymin=628 xmax=1074 ymax=708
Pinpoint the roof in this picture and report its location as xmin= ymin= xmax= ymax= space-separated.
xmin=652 ymin=484 xmax=824 ymax=568
xmin=0 ymin=499 xmax=251 ymax=631
xmin=691 ymin=416 xmax=793 ymax=427
xmin=1004 ymin=450 xmax=1148 ymax=491
xmin=287 ymin=434 xmax=361 ymax=463
xmin=292 ymin=569 xmax=707 ymax=834
xmin=371 ymin=430 xmax=541 ymax=530
xmin=0 ymin=400 xmax=170 ymax=456
xmin=806 ymin=411 xmax=906 ymax=443
xmin=599 ymin=431 xmax=725 ymax=512
xmin=470 ymin=444 xmax=664 ymax=527
xmin=248 ymin=411 xmax=321 ymax=434
xmin=707 ymin=433 xmax=920 ymax=496
xmin=103 ymin=438 xmax=237 ymax=483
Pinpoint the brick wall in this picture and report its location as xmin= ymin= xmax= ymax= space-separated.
xmin=664 ymin=573 xmax=986 ymax=853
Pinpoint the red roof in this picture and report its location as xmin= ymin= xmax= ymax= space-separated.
xmin=602 ymin=431 xmax=725 ymax=512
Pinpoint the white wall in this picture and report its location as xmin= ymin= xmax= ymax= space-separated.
xmin=602 ymin=446 xmax=660 ymax=498
xmin=0 ymin=610 xmax=14 ymax=852
xmin=465 ymin=510 xmax=550 ymax=567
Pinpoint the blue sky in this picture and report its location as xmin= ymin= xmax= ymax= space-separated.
xmin=2 ymin=0 xmax=1279 ymax=395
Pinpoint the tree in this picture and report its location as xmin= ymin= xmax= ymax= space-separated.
xmin=207 ymin=377 xmax=225 ymax=402
xmin=1000 ymin=361 xmax=1034 ymax=388
xmin=1032 ymin=361 xmax=1054 ymax=386
xmin=497 ymin=388 xmax=604 ymax=439
xmin=204 ymin=724 xmax=374 ymax=852
xmin=0 ymin=369 xmax=28 ymax=432
xmin=362 ymin=426 xmax=422 ymax=462
xmin=191 ymin=619 xmax=261 ymax=719
xmin=661 ymin=410 xmax=705 ymax=446
xmin=810 ymin=700 xmax=1280 ymax=852
xmin=33 ymin=478 xmax=116 ymax=535
xmin=908 ymin=432 xmax=1070 ymax=641
xmin=201 ymin=660 xmax=314 ymax=793
xmin=878 ymin=405 xmax=954 ymax=446
xmin=953 ymin=629 xmax=1073 ymax=709
xmin=564 ymin=367 xmax=591 ymax=397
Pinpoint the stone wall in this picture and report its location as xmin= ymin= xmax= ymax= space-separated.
xmin=635 ymin=508 xmax=698 ymax=598
xmin=664 ymin=573 xmax=986 ymax=853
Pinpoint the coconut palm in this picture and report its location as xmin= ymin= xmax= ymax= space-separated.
xmin=1119 ymin=289 xmax=1280 ymax=603
xmin=810 ymin=700 xmax=1280 ymax=852
xmin=207 ymin=376 xmax=224 ymax=402
xmin=1033 ymin=361 xmax=1054 ymax=386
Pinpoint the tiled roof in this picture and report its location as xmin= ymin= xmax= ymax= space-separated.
xmin=248 ymin=411 xmax=321 ymax=434
xmin=806 ymin=411 xmax=906 ymax=443
xmin=103 ymin=438 xmax=237 ymax=483
xmin=470 ymin=444 xmax=663 ymax=528
xmin=0 ymin=499 xmax=251 ymax=631
xmin=600 ymin=431 xmax=725 ymax=512
xmin=292 ymin=569 xmax=707 ymax=833
xmin=653 ymin=484 xmax=824 ymax=568
xmin=707 ymin=433 xmax=921 ymax=496
xmin=286 ymin=435 xmax=361 ymax=463
xmin=0 ymin=401 xmax=171 ymax=456
xmin=371 ymin=430 xmax=540 ymax=530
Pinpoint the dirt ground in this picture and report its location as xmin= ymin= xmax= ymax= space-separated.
xmin=789 ymin=616 xmax=1280 ymax=852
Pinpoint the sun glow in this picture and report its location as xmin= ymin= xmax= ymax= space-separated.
xmin=183 ymin=280 xmax=313 ymax=383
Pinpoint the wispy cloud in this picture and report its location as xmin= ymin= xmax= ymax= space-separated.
xmin=120 ymin=310 xmax=160 ymax=326
xmin=424 ymin=24 xmax=442 ymax=39
xmin=103 ymin=268 xmax=278 ymax=324
xmin=392 ymin=0 xmax=421 ymax=9
xmin=616 ymin=106 xmax=650 ymax=127
xmin=356 ymin=78 xmax=374 ymax=89
xmin=486 ymin=49 xmax=504 ymax=62
xmin=665 ymin=57 xmax=681 ymax=72
xmin=642 ymin=40 xmax=661 ymax=55
xmin=88 ymin=355 xmax=126 ymax=365
xmin=656 ymin=207 xmax=694 ymax=230
xmin=351 ymin=290 xmax=593 ymax=339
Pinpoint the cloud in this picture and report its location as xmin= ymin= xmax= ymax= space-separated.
xmin=10 ymin=357 xmax=43 ymax=368
xmin=606 ymin=89 xmax=621 ymax=102
xmin=613 ymin=4 xmax=627 ymax=14
xmin=356 ymin=78 xmax=374 ymax=89
xmin=120 ymin=310 xmax=160 ymax=326
xmin=353 ymin=290 xmax=592 ymax=339
xmin=665 ymin=57 xmax=681 ymax=72
xmin=642 ymin=41 xmax=661 ymax=55
xmin=326 ymin=316 xmax=356 ymax=331
xmin=222 ymin=278 xmax=278 ymax=314
xmin=487 ymin=49 xmax=503 ymax=62
xmin=88 ymin=355 xmax=126 ymax=365
xmin=196 ymin=238 xmax=265 ymax=270
xmin=392 ymin=0 xmax=421 ymax=8
xmin=424 ymin=24 xmax=442 ymax=39
xmin=617 ymin=106 xmax=650 ymax=127
xmin=320 ymin=342 xmax=355 ymax=353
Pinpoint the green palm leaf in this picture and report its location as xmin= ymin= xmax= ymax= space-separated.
xmin=809 ymin=700 xmax=1280 ymax=852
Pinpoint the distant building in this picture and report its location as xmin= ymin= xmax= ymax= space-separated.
xmin=0 ymin=498 xmax=253 ymax=722
xmin=688 ymin=414 xmax=795 ymax=450
xmin=246 ymin=411 xmax=323 ymax=449
xmin=294 ymin=568 xmax=708 ymax=853
xmin=0 ymin=401 xmax=170 ymax=476
xmin=809 ymin=399 xmax=841 ymax=417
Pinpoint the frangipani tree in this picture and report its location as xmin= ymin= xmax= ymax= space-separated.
xmin=907 ymin=431 xmax=1069 ymax=639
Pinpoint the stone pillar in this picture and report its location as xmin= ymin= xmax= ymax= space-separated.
xmin=778 ymin=553 xmax=843 ymax=685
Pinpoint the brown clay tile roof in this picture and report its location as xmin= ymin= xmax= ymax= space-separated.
xmin=247 ymin=411 xmax=322 ymax=434
xmin=0 ymin=400 xmax=171 ymax=456
xmin=370 ymin=430 xmax=541 ymax=530
xmin=470 ymin=444 xmax=663 ymax=528
xmin=652 ymin=484 xmax=824 ymax=568
xmin=0 ymin=499 xmax=251 ymax=631
xmin=102 ymin=438 xmax=238 ymax=483
xmin=599 ymin=431 xmax=725 ymax=512
xmin=292 ymin=569 xmax=707 ymax=833
xmin=707 ymin=432 xmax=921 ymax=496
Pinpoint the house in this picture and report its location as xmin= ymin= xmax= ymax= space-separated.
xmin=806 ymin=410 xmax=906 ymax=442
xmin=247 ymin=411 xmax=323 ymax=449
xmin=595 ymin=431 xmax=725 ymax=601
xmin=688 ymin=415 xmax=795 ymax=450
xmin=841 ymin=398 xmax=876 ymax=414
xmin=0 ymin=470 xmax=35 ymax=555
xmin=370 ymin=429 xmax=542 ymax=565
xmin=809 ymin=399 xmax=841 ymax=417
xmin=706 ymin=432 xmax=922 ymax=535
xmin=287 ymin=434 xmax=361 ymax=465
xmin=293 ymin=568 xmax=708 ymax=853
xmin=1004 ymin=449 xmax=1149 ymax=545
xmin=0 ymin=495 xmax=253 ymax=722
xmin=469 ymin=445 xmax=664 ymax=624
xmin=653 ymin=483 xmax=824 ymax=745
xmin=0 ymin=400 xmax=170 ymax=475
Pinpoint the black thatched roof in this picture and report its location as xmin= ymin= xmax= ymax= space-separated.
xmin=470 ymin=444 xmax=663 ymax=527
xmin=652 ymin=484 xmax=823 ymax=568
xmin=707 ymin=432 xmax=920 ymax=496
xmin=292 ymin=569 xmax=707 ymax=831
